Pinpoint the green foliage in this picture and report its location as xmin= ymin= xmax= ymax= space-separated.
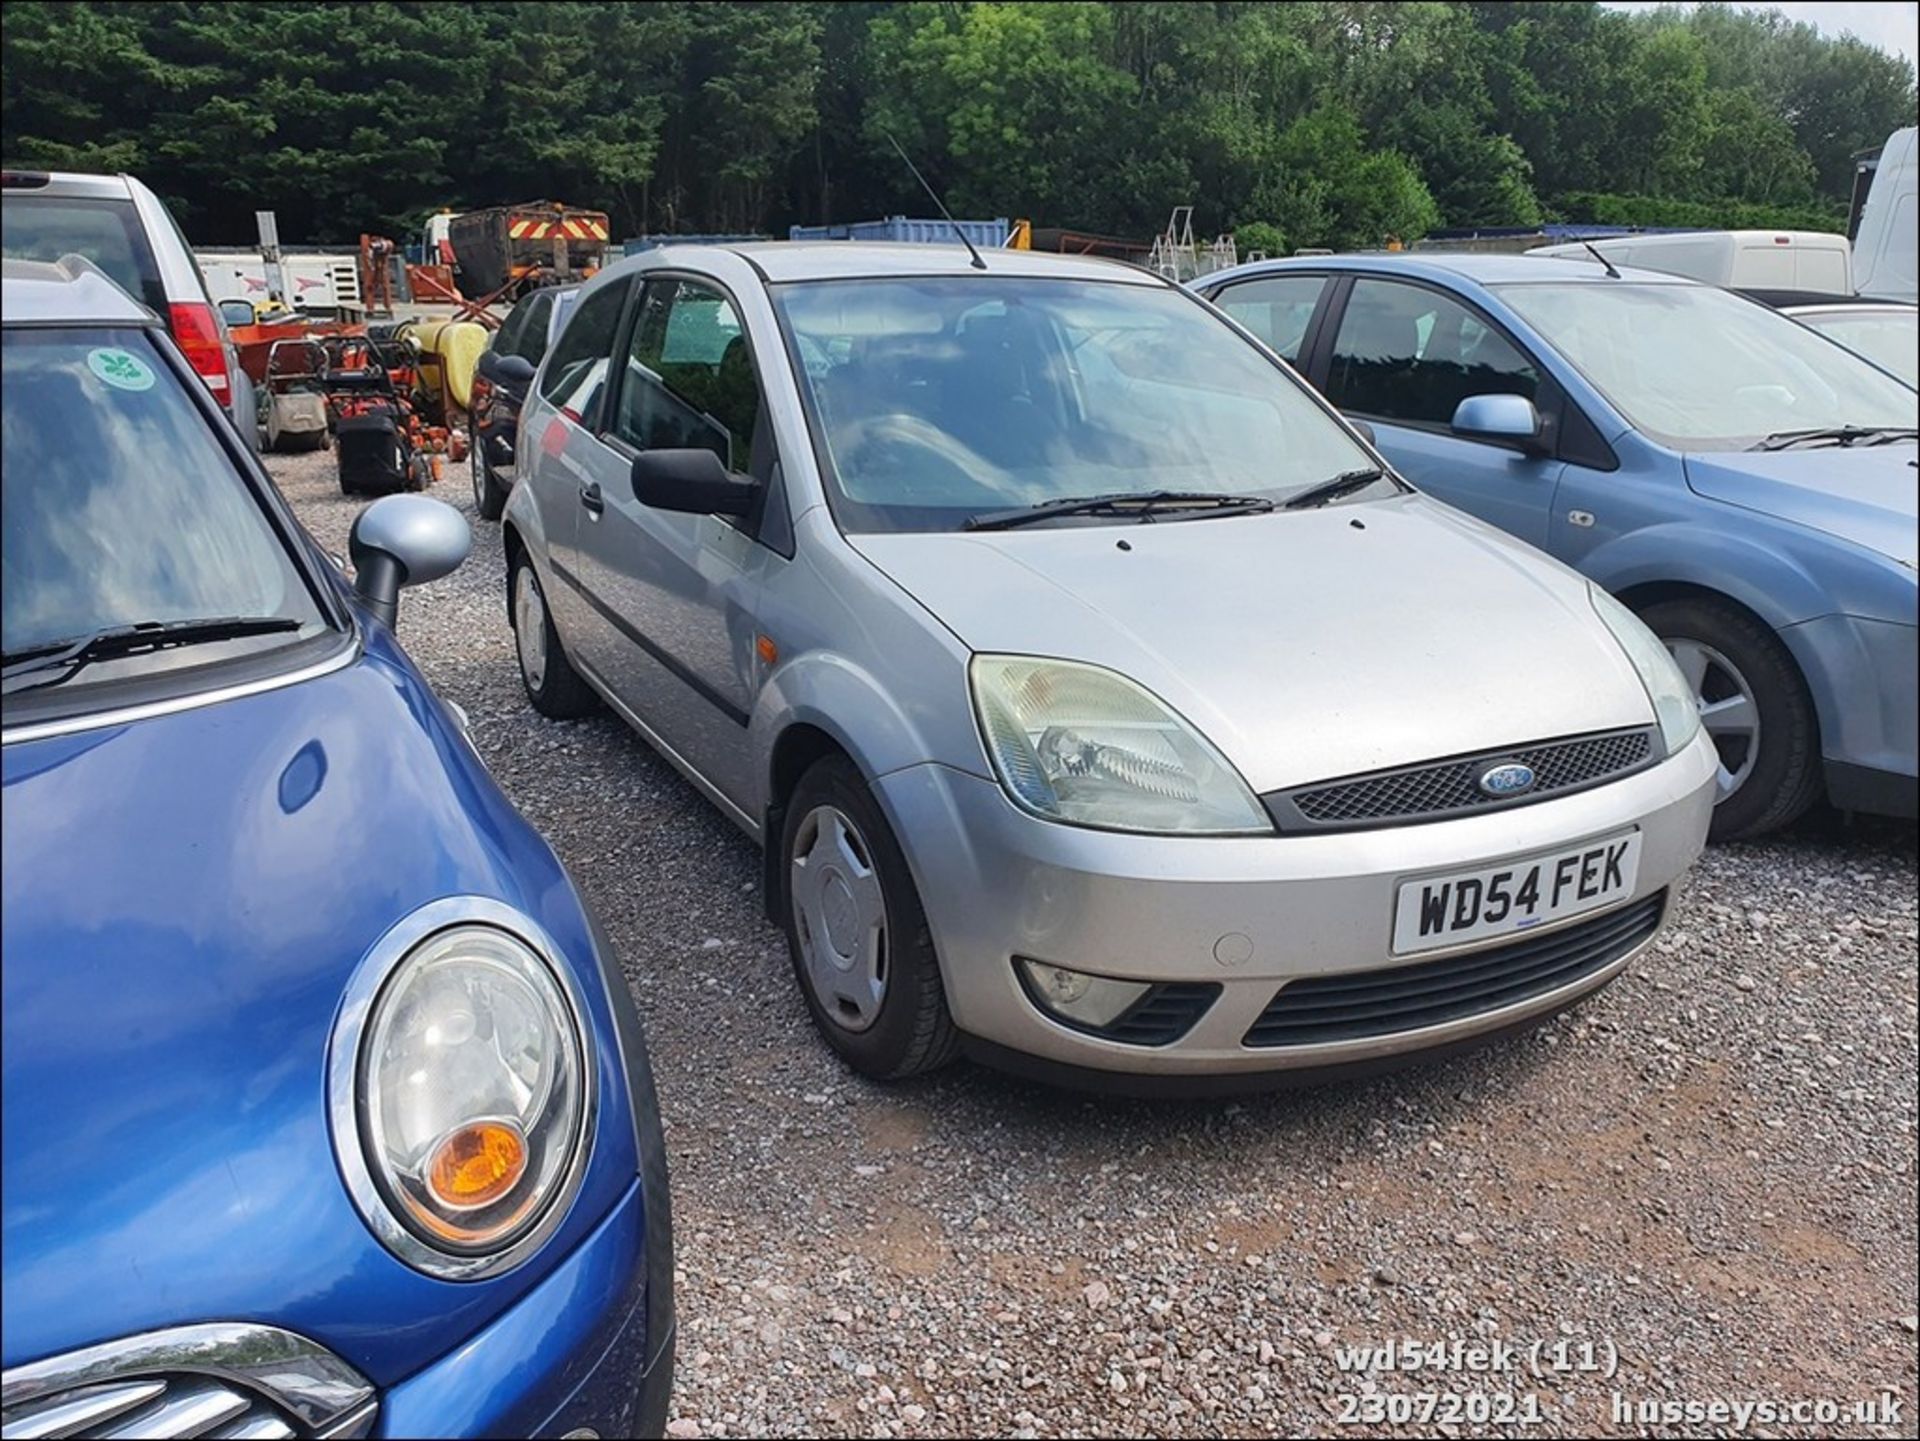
xmin=1557 ymin=191 xmax=1846 ymax=234
xmin=2 ymin=1 xmax=1911 ymax=245
xmin=1232 ymin=221 xmax=1288 ymax=260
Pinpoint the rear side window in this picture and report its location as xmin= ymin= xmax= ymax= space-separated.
xmin=1325 ymin=278 xmax=1538 ymax=427
xmin=537 ymin=279 xmax=627 ymax=421
xmin=517 ymin=290 xmax=557 ymax=364
xmin=2 ymin=197 xmax=166 ymax=315
xmin=1210 ymin=274 xmax=1327 ymax=363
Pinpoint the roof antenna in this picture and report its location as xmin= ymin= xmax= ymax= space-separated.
xmin=1581 ymin=240 xmax=1621 ymax=279
xmin=885 ymin=133 xmax=987 ymax=270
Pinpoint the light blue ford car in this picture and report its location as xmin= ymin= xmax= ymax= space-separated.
xmin=1196 ymin=254 xmax=1918 ymax=839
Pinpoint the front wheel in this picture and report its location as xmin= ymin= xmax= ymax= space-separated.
xmin=1638 ymin=596 xmax=1820 ymax=841
xmin=510 ymin=551 xmax=597 ymax=719
xmin=780 ymin=756 xmax=958 ymax=1080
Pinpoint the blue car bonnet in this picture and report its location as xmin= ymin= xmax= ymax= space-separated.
xmin=1682 ymin=443 xmax=1919 ymax=569
xmin=1 ymin=634 xmax=638 ymax=1385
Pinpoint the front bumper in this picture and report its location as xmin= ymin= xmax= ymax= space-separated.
xmin=1781 ymin=614 xmax=1918 ymax=819
xmin=376 ymin=1178 xmax=671 ymax=1439
xmin=877 ymin=729 xmax=1717 ymax=1079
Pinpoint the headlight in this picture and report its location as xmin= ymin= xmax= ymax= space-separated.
xmin=1590 ymin=586 xmax=1701 ymax=755
xmin=332 ymin=903 xmax=594 ymax=1280
xmin=970 ymin=656 xmax=1270 ymax=834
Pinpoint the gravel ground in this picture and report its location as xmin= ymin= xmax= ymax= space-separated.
xmin=271 ymin=448 xmax=1917 ymax=1439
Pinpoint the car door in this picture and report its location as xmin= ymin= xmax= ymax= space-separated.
xmin=567 ymin=273 xmax=787 ymax=811
xmin=1315 ymin=276 xmax=1561 ymax=547
xmin=524 ymin=276 xmax=634 ymax=635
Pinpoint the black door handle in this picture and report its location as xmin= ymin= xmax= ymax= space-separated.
xmin=579 ymin=481 xmax=604 ymax=514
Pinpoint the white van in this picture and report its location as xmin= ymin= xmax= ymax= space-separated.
xmin=1528 ymin=231 xmax=1843 ymax=293
xmin=1529 ymin=229 xmax=1852 ymax=293
xmin=1851 ymin=126 xmax=1916 ymax=304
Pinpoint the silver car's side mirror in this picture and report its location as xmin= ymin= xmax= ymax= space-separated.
xmin=349 ymin=495 xmax=471 ymax=630
xmin=1451 ymin=393 xmax=1546 ymax=452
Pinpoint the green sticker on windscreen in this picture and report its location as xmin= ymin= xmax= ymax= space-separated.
xmin=87 ymin=347 xmax=156 ymax=392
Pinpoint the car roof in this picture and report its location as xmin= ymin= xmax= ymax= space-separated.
xmin=644 ymin=240 xmax=1161 ymax=287
xmin=1 ymin=168 xmax=135 ymax=201
xmin=1205 ymin=250 xmax=1698 ymax=290
xmin=1 ymin=255 xmax=155 ymax=325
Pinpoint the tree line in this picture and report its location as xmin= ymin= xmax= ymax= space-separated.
xmin=3 ymin=2 xmax=1913 ymax=252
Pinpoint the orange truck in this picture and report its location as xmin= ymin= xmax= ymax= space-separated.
xmin=446 ymin=201 xmax=611 ymax=299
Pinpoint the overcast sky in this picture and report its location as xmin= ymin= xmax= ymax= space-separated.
xmin=1604 ymin=2 xmax=1918 ymax=68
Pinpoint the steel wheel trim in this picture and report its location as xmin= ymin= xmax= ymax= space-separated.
xmin=514 ymin=566 xmax=548 ymax=692
xmin=790 ymin=804 xmax=889 ymax=1032
xmin=1666 ymin=636 xmax=1761 ymax=801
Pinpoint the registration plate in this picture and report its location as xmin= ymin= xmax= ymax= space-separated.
xmin=1391 ymin=831 xmax=1642 ymax=956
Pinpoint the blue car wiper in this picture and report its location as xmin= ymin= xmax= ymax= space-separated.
xmin=1 ymin=616 xmax=303 ymax=695
xmin=963 ymin=490 xmax=1276 ymax=532
xmin=1753 ymin=425 xmax=1918 ymax=451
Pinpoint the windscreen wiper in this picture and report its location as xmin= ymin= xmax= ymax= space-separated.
xmin=1753 ymin=425 xmax=1919 ymax=452
xmin=1 ymin=616 xmax=303 ymax=695
xmin=963 ymin=490 xmax=1276 ymax=532
xmin=1282 ymin=467 xmax=1393 ymax=510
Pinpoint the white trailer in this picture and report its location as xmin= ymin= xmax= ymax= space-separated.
xmin=194 ymin=248 xmax=363 ymax=316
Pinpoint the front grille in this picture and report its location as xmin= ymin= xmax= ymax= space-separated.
xmin=1275 ymin=727 xmax=1655 ymax=831
xmin=1102 ymin=983 xmax=1222 ymax=1046
xmin=2 ymin=1325 xmax=375 ymax=1441
xmin=2 ymin=1376 xmax=297 ymax=1439
xmin=1243 ymin=890 xmax=1663 ymax=1048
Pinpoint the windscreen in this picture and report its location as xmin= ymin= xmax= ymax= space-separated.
xmin=1496 ymin=281 xmax=1918 ymax=448
xmin=2 ymin=329 xmax=323 ymax=659
xmin=774 ymin=276 xmax=1372 ymax=533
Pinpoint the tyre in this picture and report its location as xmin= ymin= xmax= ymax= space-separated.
xmin=779 ymin=755 xmax=958 ymax=1080
xmin=1637 ymin=596 xmax=1820 ymax=841
xmin=509 ymin=550 xmax=597 ymax=719
xmin=471 ymin=419 xmax=507 ymax=521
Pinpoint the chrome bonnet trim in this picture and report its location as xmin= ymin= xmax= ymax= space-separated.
xmin=1 ymin=639 xmax=360 ymax=746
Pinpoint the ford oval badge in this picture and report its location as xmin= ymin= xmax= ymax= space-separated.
xmin=1478 ymin=762 xmax=1536 ymax=798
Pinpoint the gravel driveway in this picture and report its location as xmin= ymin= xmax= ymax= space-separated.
xmin=270 ymin=449 xmax=1918 ymax=1438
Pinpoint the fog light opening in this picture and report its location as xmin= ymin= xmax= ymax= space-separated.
xmin=1016 ymin=958 xmax=1151 ymax=1029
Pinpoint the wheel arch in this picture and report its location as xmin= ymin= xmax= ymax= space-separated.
xmin=760 ymin=721 xmax=857 ymax=921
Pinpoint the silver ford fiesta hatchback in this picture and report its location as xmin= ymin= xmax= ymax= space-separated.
xmin=502 ymin=242 xmax=1715 ymax=1091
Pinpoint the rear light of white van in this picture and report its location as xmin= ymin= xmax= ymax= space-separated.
xmin=168 ymin=300 xmax=231 ymax=401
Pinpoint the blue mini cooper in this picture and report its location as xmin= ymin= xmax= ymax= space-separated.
xmin=1 ymin=257 xmax=673 ymax=1438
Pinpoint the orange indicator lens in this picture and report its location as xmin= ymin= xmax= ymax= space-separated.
xmin=427 ymin=1121 xmax=527 ymax=1209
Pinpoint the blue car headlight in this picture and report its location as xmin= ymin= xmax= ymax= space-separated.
xmin=332 ymin=899 xmax=595 ymax=1280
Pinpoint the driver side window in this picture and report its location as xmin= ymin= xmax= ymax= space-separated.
xmin=613 ymin=278 xmax=772 ymax=482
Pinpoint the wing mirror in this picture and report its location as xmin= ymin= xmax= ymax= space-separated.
xmin=631 ymin=448 xmax=756 ymax=516
xmin=349 ymin=495 xmax=471 ymax=630
xmin=1451 ymin=394 xmax=1546 ymax=452
xmin=494 ymin=353 xmax=536 ymax=386
xmin=218 ymin=298 xmax=256 ymax=328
